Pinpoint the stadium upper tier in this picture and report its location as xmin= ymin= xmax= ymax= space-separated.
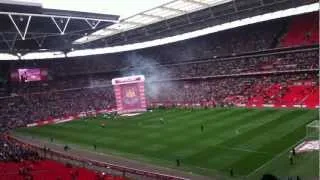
xmin=8 ymin=47 xmax=319 ymax=92
xmin=4 ymin=12 xmax=319 ymax=77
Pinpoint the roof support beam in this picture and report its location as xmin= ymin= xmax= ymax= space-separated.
xmin=51 ymin=17 xmax=70 ymax=35
xmin=31 ymin=34 xmax=46 ymax=48
xmin=0 ymin=11 xmax=118 ymax=23
xmin=85 ymin=19 xmax=101 ymax=29
xmin=8 ymin=14 xmax=31 ymax=40
xmin=159 ymin=7 xmax=185 ymax=14
xmin=233 ymin=0 xmax=238 ymax=12
xmin=0 ymin=32 xmax=17 ymax=51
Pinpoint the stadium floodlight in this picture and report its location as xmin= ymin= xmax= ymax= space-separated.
xmin=0 ymin=53 xmax=19 ymax=60
xmin=67 ymin=3 xmax=319 ymax=58
xmin=21 ymin=51 xmax=66 ymax=60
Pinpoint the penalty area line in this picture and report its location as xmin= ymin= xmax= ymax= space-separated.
xmin=216 ymin=145 xmax=270 ymax=155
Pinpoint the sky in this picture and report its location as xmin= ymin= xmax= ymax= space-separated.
xmin=12 ymin=0 xmax=173 ymax=19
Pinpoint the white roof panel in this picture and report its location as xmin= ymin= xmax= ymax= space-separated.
xmin=92 ymin=29 xmax=115 ymax=36
xmin=165 ymin=0 xmax=203 ymax=11
xmin=144 ymin=8 xmax=179 ymax=17
xmin=126 ymin=14 xmax=159 ymax=24
xmin=193 ymin=0 xmax=230 ymax=6
xmin=73 ymin=0 xmax=233 ymax=44
xmin=109 ymin=23 xmax=138 ymax=30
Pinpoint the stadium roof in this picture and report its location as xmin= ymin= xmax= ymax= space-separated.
xmin=0 ymin=0 xmax=119 ymax=53
xmin=0 ymin=0 xmax=318 ymax=60
xmin=73 ymin=0 xmax=233 ymax=44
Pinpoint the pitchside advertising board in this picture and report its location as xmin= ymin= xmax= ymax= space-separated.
xmin=11 ymin=68 xmax=48 ymax=82
xmin=112 ymin=75 xmax=147 ymax=114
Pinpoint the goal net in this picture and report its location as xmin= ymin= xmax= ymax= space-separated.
xmin=306 ymin=120 xmax=319 ymax=140
xmin=294 ymin=120 xmax=320 ymax=154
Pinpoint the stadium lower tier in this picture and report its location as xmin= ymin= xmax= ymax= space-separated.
xmin=0 ymin=135 xmax=126 ymax=180
xmin=0 ymin=160 xmax=125 ymax=180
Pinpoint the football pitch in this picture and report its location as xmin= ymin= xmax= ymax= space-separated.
xmin=16 ymin=108 xmax=319 ymax=179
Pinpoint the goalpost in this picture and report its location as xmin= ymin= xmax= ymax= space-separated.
xmin=306 ymin=120 xmax=319 ymax=140
xmin=294 ymin=120 xmax=320 ymax=154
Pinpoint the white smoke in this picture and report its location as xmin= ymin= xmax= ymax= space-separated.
xmin=123 ymin=52 xmax=174 ymax=98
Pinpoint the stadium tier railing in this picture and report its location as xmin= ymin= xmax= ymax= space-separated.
xmin=148 ymin=101 xmax=319 ymax=109
xmin=25 ymin=93 xmax=319 ymax=128
xmin=7 ymin=135 xmax=189 ymax=180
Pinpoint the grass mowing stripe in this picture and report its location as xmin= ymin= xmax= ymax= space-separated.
xmin=231 ymin=125 xmax=307 ymax=176
xmin=163 ymin=108 xmax=253 ymax=138
xmin=181 ymin=109 xmax=283 ymax=170
xmin=182 ymin=110 xmax=303 ymax=172
xmin=146 ymin=108 xmax=253 ymax=152
xmin=220 ymin=110 xmax=311 ymax=175
xmin=136 ymin=109 xmax=232 ymax=142
xmin=160 ymin=109 xmax=263 ymax=154
xmin=240 ymin=110 xmax=317 ymax=149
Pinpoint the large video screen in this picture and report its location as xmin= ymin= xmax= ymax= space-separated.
xmin=18 ymin=68 xmax=41 ymax=82
xmin=11 ymin=68 xmax=48 ymax=82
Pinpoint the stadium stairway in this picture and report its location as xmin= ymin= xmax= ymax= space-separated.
xmin=301 ymin=86 xmax=319 ymax=108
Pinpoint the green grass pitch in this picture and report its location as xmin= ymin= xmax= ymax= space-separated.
xmin=16 ymin=108 xmax=319 ymax=179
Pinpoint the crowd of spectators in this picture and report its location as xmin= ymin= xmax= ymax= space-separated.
xmin=0 ymin=71 xmax=317 ymax=132
xmin=280 ymin=13 xmax=319 ymax=47
xmin=1 ymin=46 xmax=318 ymax=132
xmin=8 ymin=48 xmax=318 ymax=95
xmin=0 ymin=136 xmax=38 ymax=162
xmin=0 ymin=136 xmax=129 ymax=180
xmin=0 ymin=87 xmax=115 ymax=132
xmin=135 ymin=48 xmax=318 ymax=79
xmin=147 ymin=72 xmax=318 ymax=105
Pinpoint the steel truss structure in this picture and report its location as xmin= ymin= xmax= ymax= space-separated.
xmin=74 ymin=0 xmax=232 ymax=44
xmin=0 ymin=10 xmax=119 ymax=51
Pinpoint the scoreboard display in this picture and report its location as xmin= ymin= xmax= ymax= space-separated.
xmin=112 ymin=75 xmax=146 ymax=114
xmin=11 ymin=68 xmax=48 ymax=82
